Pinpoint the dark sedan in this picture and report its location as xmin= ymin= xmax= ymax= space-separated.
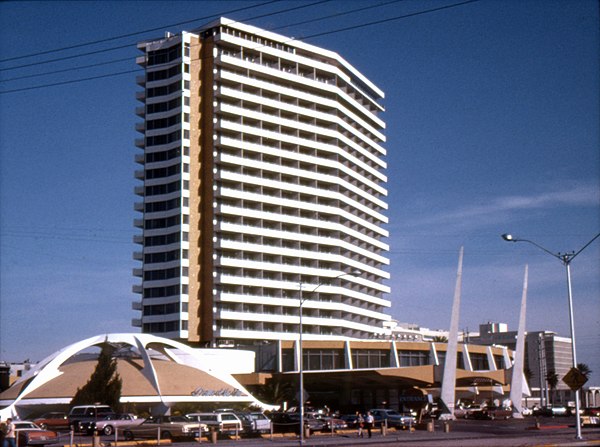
xmin=32 ymin=413 xmax=69 ymax=431
xmin=270 ymin=413 xmax=326 ymax=434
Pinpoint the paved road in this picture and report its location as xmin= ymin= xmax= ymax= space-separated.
xmin=62 ymin=417 xmax=600 ymax=447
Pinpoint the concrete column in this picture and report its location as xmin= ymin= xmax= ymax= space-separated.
xmin=439 ymin=247 xmax=464 ymax=420
xmin=510 ymin=265 xmax=528 ymax=418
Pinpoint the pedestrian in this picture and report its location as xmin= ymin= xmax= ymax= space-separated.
xmin=365 ymin=411 xmax=374 ymax=438
xmin=3 ymin=418 xmax=15 ymax=447
xmin=355 ymin=411 xmax=364 ymax=437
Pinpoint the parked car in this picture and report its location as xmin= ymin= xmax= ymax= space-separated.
xmin=13 ymin=421 xmax=59 ymax=446
xmin=581 ymin=408 xmax=600 ymax=427
xmin=186 ymin=412 xmax=243 ymax=436
xmin=32 ymin=413 xmax=69 ymax=431
xmin=92 ymin=413 xmax=143 ymax=436
xmin=269 ymin=412 xmax=325 ymax=434
xmin=68 ymin=405 xmax=116 ymax=433
xmin=122 ymin=415 xmax=206 ymax=441
xmin=534 ymin=405 xmax=568 ymax=417
xmin=454 ymin=404 xmax=483 ymax=419
xmin=233 ymin=412 xmax=271 ymax=436
xmin=369 ymin=409 xmax=416 ymax=429
xmin=315 ymin=415 xmax=348 ymax=432
xmin=339 ymin=414 xmax=359 ymax=428
xmin=474 ymin=406 xmax=512 ymax=420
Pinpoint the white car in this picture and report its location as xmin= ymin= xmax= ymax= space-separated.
xmin=521 ymin=407 xmax=532 ymax=416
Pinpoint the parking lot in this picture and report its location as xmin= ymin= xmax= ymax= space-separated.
xmin=56 ymin=416 xmax=600 ymax=447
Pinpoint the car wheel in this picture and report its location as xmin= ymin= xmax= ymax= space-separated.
xmin=103 ymin=425 xmax=114 ymax=436
xmin=161 ymin=431 xmax=172 ymax=440
xmin=124 ymin=430 xmax=134 ymax=441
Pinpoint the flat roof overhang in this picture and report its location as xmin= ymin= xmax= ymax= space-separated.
xmin=235 ymin=366 xmax=507 ymax=390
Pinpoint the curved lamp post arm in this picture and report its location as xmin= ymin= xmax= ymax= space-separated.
xmin=501 ymin=234 xmax=561 ymax=261
xmin=502 ymin=232 xmax=600 ymax=265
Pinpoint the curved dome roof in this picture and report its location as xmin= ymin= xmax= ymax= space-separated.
xmin=0 ymin=333 xmax=269 ymax=419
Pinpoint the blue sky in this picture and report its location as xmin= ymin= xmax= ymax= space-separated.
xmin=1 ymin=1 xmax=598 ymax=385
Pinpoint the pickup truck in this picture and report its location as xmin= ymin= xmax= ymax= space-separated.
xmin=235 ymin=412 xmax=271 ymax=436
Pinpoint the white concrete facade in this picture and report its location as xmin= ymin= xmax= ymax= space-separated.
xmin=133 ymin=18 xmax=391 ymax=346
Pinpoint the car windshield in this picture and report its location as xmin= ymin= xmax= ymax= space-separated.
xmin=16 ymin=423 xmax=38 ymax=429
xmin=168 ymin=416 xmax=188 ymax=423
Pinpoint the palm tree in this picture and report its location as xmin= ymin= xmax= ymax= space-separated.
xmin=546 ymin=370 xmax=559 ymax=406
xmin=252 ymin=379 xmax=296 ymax=407
xmin=576 ymin=363 xmax=592 ymax=381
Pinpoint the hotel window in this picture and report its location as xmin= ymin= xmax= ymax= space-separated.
xmin=398 ymin=350 xmax=430 ymax=367
xmin=303 ymin=349 xmax=344 ymax=371
xmin=471 ymin=353 xmax=490 ymax=370
xmin=352 ymin=349 xmax=389 ymax=369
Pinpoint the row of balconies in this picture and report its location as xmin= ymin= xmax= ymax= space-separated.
xmin=217 ymin=41 xmax=382 ymax=115
xmin=217 ymin=133 xmax=385 ymax=187
xmin=215 ymin=165 xmax=386 ymax=215
xmin=216 ymin=222 xmax=385 ymax=264
xmin=215 ymin=269 xmax=388 ymax=302
xmin=216 ymin=121 xmax=386 ymax=191
xmin=216 ymin=94 xmax=385 ymax=157
xmin=215 ymin=188 xmax=387 ymax=235
xmin=216 ymin=58 xmax=384 ymax=138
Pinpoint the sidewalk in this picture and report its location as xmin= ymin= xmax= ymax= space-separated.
xmin=64 ymin=423 xmax=600 ymax=447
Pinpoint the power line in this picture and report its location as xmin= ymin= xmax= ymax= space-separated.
xmin=0 ymin=57 xmax=132 ymax=83
xmin=0 ymin=0 xmax=333 ymax=91
xmin=0 ymin=0 xmax=283 ymax=64
xmin=270 ymin=0 xmax=406 ymax=32
xmin=294 ymin=0 xmax=480 ymax=40
xmin=0 ymin=0 xmax=481 ymax=95
xmin=0 ymin=0 xmax=401 ymax=84
xmin=0 ymin=69 xmax=140 ymax=94
xmin=0 ymin=0 xmax=330 ymax=73
xmin=0 ymin=43 xmax=134 ymax=73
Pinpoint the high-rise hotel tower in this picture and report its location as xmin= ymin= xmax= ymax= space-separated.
xmin=133 ymin=18 xmax=391 ymax=347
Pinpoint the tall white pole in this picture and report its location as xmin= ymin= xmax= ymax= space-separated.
xmin=510 ymin=265 xmax=528 ymax=418
xmin=440 ymin=247 xmax=464 ymax=419
xmin=565 ymin=261 xmax=582 ymax=439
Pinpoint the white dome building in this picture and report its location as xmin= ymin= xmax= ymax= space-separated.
xmin=0 ymin=333 xmax=271 ymax=419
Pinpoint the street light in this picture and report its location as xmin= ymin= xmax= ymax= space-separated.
xmin=298 ymin=269 xmax=362 ymax=444
xmin=501 ymin=232 xmax=600 ymax=440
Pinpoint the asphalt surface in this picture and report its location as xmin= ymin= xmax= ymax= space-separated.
xmin=60 ymin=417 xmax=600 ymax=447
